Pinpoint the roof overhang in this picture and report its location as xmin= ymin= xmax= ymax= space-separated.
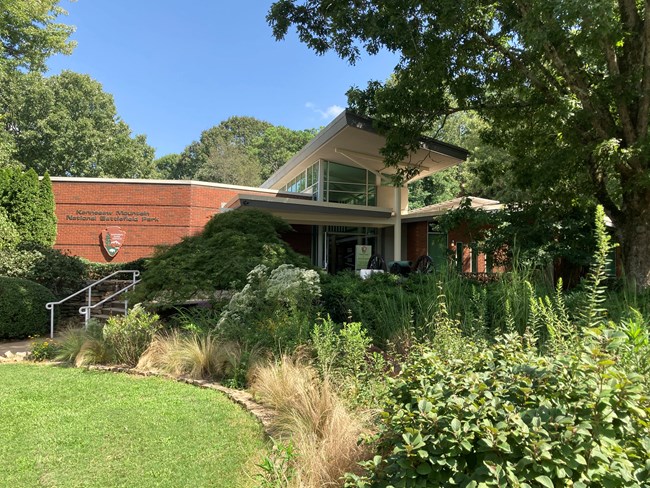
xmin=262 ymin=111 xmax=469 ymax=189
xmin=403 ymin=197 xmax=502 ymax=222
xmin=227 ymin=194 xmax=395 ymax=228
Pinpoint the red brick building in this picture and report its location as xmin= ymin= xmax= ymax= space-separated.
xmin=50 ymin=111 xmax=483 ymax=271
xmin=51 ymin=178 xmax=281 ymax=262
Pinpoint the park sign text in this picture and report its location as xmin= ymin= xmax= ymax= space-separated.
xmin=65 ymin=209 xmax=160 ymax=223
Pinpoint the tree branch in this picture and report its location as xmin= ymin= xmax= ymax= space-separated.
xmin=603 ymin=43 xmax=638 ymax=144
xmin=472 ymin=27 xmax=564 ymax=98
xmin=513 ymin=0 xmax=618 ymax=140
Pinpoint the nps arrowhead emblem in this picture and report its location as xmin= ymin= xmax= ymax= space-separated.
xmin=101 ymin=226 xmax=126 ymax=257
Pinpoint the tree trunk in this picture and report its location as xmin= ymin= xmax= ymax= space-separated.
xmin=618 ymin=192 xmax=650 ymax=289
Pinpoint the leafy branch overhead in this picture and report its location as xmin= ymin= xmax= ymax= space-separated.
xmin=268 ymin=0 xmax=650 ymax=289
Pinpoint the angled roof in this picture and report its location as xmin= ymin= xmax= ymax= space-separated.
xmin=262 ymin=110 xmax=469 ymax=189
xmin=404 ymin=196 xmax=502 ymax=221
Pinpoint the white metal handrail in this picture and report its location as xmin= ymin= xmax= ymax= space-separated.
xmin=45 ymin=270 xmax=140 ymax=338
xmin=78 ymin=279 xmax=141 ymax=326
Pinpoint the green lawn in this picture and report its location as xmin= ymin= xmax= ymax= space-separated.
xmin=0 ymin=364 xmax=266 ymax=487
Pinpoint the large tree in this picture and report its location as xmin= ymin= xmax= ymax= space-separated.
xmin=2 ymin=70 xmax=156 ymax=177
xmin=162 ymin=116 xmax=317 ymax=185
xmin=0 ymin=0 xmax=74 ymax=72
xmin=0 ymin=0 xmax=74 ymax=166
xmin=268 ymin=0 xmax=650 ymax=288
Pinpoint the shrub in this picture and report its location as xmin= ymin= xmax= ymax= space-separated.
xmin=102 ymin=305 xmax=161 ymax=366
xmin=0 ymin=276 xmax=56 ymax=339
xmin=351 ymin=332 xmax=650 ymax=487
xmin=0 ymin=243 xmax=86 ymax=298
xmin=133 ymin=208 xmax=310 ymax=305
xmin=53 ymin=320 xmax=115 ymax=366
xmin=251 ymin=356 xmax=369 ymax=487
xmin=218 ymin=264 xmax=321 ymax=350
xmin=0 ymin=207 xmax=19 ymax=250
xmin=0 ymin=168 xmax=56 ymax=246
xmin=30 ymin=338 xmax=60 ymax=361
xmin=137 ymin=330 xmax=250 ymax=381
xmin=55 ymin=327 xmax=92 ymax=363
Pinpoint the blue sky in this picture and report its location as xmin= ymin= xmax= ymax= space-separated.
xmin=46 ymin=0 xmax=399 ymax=158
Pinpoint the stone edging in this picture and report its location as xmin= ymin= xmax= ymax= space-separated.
xmin=83 ymin=365 xmax=275 ymax=434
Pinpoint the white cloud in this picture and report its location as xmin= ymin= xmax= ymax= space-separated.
xmin=305 ymin=102 xmax=345 ymax=120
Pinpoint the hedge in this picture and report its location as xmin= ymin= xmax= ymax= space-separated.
xmin=0 ymin=276 xmax=57 ymax=340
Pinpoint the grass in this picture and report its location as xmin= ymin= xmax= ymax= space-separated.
xmin=251 ymin=357 xmax=368 ymax=487
xmin=0 ymin=363 xmax=265 ymax=488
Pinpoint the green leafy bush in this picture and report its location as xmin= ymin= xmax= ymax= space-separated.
xmin=218 ymin=264 xmax=321 ymax=350
xmin=0 ymin=168 xmax=56 ymax=246
xmin=81 ymin=257 xmax=148 ymax=281
xmin=132 ymin=209 xmax=310 ymax=305
xmin=102 ymin=305 xmax=162 ymax=366
xmin=351 ymin=332 xmax=650 ymax=487
xmin=0 ymin=242 xmax=87 ymax=297
xmin=0 ymin=207 xmax=20 ymax=250
xmin=0 ymin=276 xmax=56 ymax=339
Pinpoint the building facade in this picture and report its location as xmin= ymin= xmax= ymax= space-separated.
xmin=51 ymin=111 xmax=487 ymax=272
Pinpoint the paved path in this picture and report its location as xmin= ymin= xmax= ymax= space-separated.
xmin=0 ymin=338 xmax=34 ymax=356
xmin=0 ymin=335 xmax=60 ymax=358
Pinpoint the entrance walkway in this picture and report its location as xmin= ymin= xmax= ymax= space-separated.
xmin=0 ymin=338 xmax=34 ymax=356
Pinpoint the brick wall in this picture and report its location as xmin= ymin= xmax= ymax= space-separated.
xmin=406 ymin=221 xmax=428 ymax=262
xmin=51 ymin=179 xmax=277 ymax=263
xmin=407 ymin=220 xmax=495 ymax=273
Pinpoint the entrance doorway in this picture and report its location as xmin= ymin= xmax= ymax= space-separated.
xmin=324 ymin=227 xmax=377 ymax=274
xmin=427 ymin=232 xmax=448 ymax=271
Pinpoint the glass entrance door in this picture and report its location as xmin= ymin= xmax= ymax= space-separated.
xmin=428 ymin=232 xmax=448 ymax=272
xmin=325 ymin=230 xmax=377 ymax=274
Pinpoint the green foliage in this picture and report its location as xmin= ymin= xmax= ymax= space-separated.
xmin=0 ymin=167 xmax=57 ymax=246
xmin=102 ymin=305 xmax=162 ymax=366
xmin=268 ymin=0 xmax=650 ymax=288
xmin=4 ymin=71 xmax=156 ymax=177
xmin=36 ymin=172 xmax=57 ymax=245
xmin=321 ymin=269 xmax=541 ymax=344
xmin=55 ymin=326 xmax=93 ymax=363
xmin=194 ymin=134 xmax=262 ymax=186
xmin=0 ymin=242 xmax=86 ymax=297
xmin=252 ymin=125 xmax=318 ymax=181
xmin=134 ymin=209 xmax=310 ymax=304
xmin=256 ymin=439 xmax=297 ymax=487
xmin=81 ymin=257 xmax=149 ymax=281
xmin=408 ymin=111 xmax=517 ymax=209
xmin=162 ymin=115 xmax=316 ymax=184
xmin=0 ymin=207 xmax=19 ymax=250
xmin=352 ymin=332 xmax=650 ymax=487
xmin=0 ymin=0 xmax=75 ymax=73
xmin=0 ymin=276 xmax=56 ymax=340
xmin=29 ymin=338 xmax=60 ymax=361
xmin=579 ymin=206 xmax=612 ymax=328
xmin=437 ymin=197 xmax=600 ymax=271
xmin=169 ymin=307 xmax=223 ymax=335
xmin=218 ymin=264 xmax=321 ymax=350
xmin=311 ymin=316 xmax=389 ymax=410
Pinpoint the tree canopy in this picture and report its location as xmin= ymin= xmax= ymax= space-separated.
xmin=2 ymin=70 xmax=157 ymax=177
xmin=268 ymin=0 xmax=650 ymax=288
xmin=0 ymin=0 xmax=74 ymax=73
xmin=159 ymin=115 xmax=317 ymax=186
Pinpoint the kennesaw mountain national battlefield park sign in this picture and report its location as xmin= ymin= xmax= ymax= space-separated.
xmin=102 ymin=226 xmax=126 ymax=257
